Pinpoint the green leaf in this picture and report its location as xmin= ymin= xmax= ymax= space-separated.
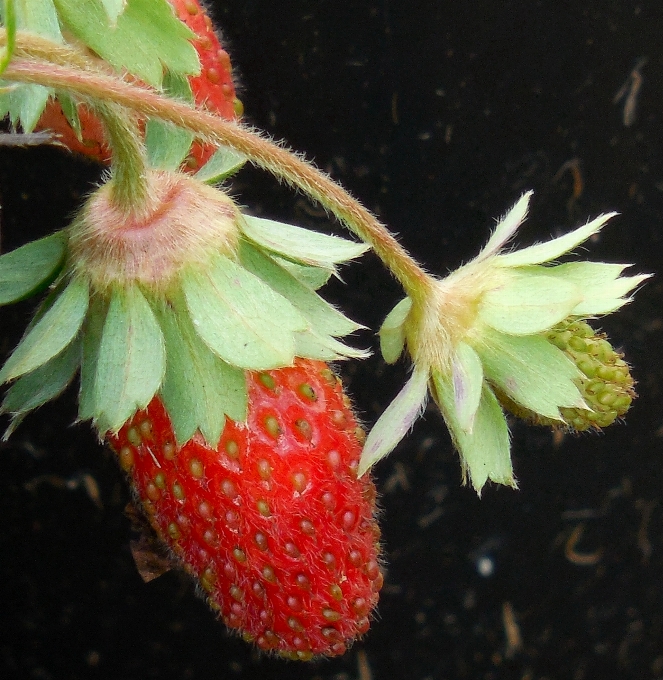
xmin=0 ymin=276 xmax=88 ymax=383
xmin=379 ymin=297 xmax=412 ymax=364
xmin=1 ymin=334 xmax=81 ymax=438
xmin=53 ymin=0 xmax=199 ymax=88
xmin=145 ymin=70 xmax=194 ymax=170
xmin=78 ymin=295 xmax=107 ymax=422
xmin=479 ymin=270 xmax=581 ymax=335
xmin=0 ymin=232 xmax=67 ymax=304
xmin=358 ymin=367 xmax=429 ymax=476
xmin=239 ymin=240 xmax=363 ymax=338
xmin=94 ymin=285 xmax=165 ymax=433
xmin=432 ymin=372 xmax=514 ymax=495
xmin=154 ymin=296 xmax=246 ymax=445
xmin=477 ymin=328 xmax=585 ymax=419
xmin=452 ymin=341 xmax=484 ymax=433
xmin=195 ymin=146 xmax=247 ymax=184
xmin=241 ymin=215 xmax=369 ymax=269
xmin=497 ymin=213 xmax=616 ymax=268
xmin=182 ymin=255 xmax=308 ymax=370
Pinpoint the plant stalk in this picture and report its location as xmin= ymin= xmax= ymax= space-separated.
xmin=2 ymin=32 xmax=437 ymax=303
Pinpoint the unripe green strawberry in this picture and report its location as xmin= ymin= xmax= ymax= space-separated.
xmin=495 ymin=319 xmax=635 ymax=431
xmin=546 ymin=319 xmax=635 ymax=429
xmin=108 ymin=359 xmax=382 ymax=659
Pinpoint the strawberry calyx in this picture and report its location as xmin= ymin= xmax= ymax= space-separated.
xmin=0 ymin=169 xmax=369 ymax=442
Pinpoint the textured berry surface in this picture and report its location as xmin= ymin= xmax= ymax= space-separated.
xmin=497 ymin=319 xmax=635 ymax=431
xmin=547 ymin=319 xmax=635 ymax=429
xmin=108 ymin=359 xmax=382 ymax=660
xmin=36 ymin=0 xmax=240 ymax=167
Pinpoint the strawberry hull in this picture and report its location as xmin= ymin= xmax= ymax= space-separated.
xmin=109 ymin=360 xmax=382 ymax=659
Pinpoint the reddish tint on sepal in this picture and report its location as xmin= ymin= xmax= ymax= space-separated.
xmin=35 ymin=0 xmax=240 ymax=167
xmin=108 ymin=359 xmax=382 ymax=660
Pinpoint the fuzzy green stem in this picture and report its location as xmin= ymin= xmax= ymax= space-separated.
xmin=94 ymin=103 xmax=150 ymax=213
xmin=2 ymin=37 xmax=436 ymax=303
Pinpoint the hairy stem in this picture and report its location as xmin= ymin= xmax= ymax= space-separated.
xmin=2 ymin=33 xmax=436 ymax=302
xmin=94 ymin=103 xmax=150 ymax=213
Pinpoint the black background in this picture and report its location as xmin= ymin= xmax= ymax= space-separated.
xmin=1 ymin=1 xmax=663 ymax=678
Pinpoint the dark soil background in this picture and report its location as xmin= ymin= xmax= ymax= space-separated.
xmin=2 ymin=1 xmax=663 ymax=679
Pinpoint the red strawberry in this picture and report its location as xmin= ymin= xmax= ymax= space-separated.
xmin=108 ymin=359 xmax=382 ymax=660
xmin=35 ymin=0 xmax=241 ymax=168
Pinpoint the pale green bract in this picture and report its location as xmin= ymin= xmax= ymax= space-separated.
xmin=195 ymin=146 xmax=247 ymax=184
xmin=155 ymin=297 xmax=246 ymax=445
xmin=0 ymin=231 xmax=66 ymax=304
xmin=240 ymin=215 xmax=370 ymax=272
xmin=92 ymin=285 xmax=166 ymax=433
xmin=0 ymin=275 xmax=88 ymax=383
xmin=360 ymin=191 xmax=649 ymax=493
xmin=0 ymin=334 xmax=81 ymax=439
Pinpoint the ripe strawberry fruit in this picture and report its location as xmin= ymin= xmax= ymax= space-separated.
xmin=36 ymin=0 xmax=240 ymax=167
xmin=108 ymin=359 xmax=383 ymax=660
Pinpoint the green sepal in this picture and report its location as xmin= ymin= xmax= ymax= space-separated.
xmin=529 ymin=262 xmax=650 ymax=316
xmin=479 ymin=269 xmax=581 ymax=335
xmin=497 ymin=212 xmax=615 ymax=268
xmin=0 ymin=82 xmax=51 ymax=133
xmin=0 ymin=0 xmax=62 ymax=130
xmin=238 ymin=240 xmax=364 ymax=338
xmin=0 ymin=231 xmax=67 ymax=304
xmin=154 ymin=295 xmax=246 ymax=445
xmin=431 ymin=371 xmax=514 ymax=495
xmin=477 ymin=327 xmax=585 ymax=420
xmin=53 ymin=0 xmax=199 ymax=88
xmin=294 ymin=329 xmax=370 ymax=361
xmin=379 ymin=297 xmax=412 ymax=364
xmin=1 ymin=333 xmax=81 ymax=439
xmin=269 ymin=255 xmax=332 ymax=290
xmin=358 ymin=367 xmax=429 ymax=476
xmin=145 ymin=70 xmax=194 ymax=170
xmin=452 ymin=341 xmax=484 ymax=433
xmin=0 ymin=275 xmax=88 ymax=383
xmin=195 ymin=146 xmax=247 ymax=184
xmin=56 ymin=91 xmax=83 ymax=141
xmin=78 ymin=294 xmax=107 ymax=423
xmin=475 ymin=191 xmax=531 ymax=263
xmin=93 ymin=285 xmax=165 ymax=433
xmin=182 ymin=254 xmax=309 ymax=370
xmin=240 ymin=215 xmax=369 ymax=270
